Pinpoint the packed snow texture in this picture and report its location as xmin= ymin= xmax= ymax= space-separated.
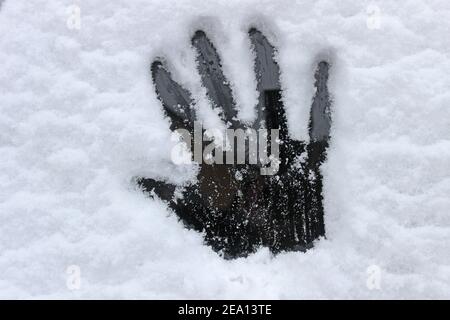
xmin=1 ymin=0 xmax=449 ymax=299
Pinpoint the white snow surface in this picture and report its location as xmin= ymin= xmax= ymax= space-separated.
xmin=1 ymin=0 xmax=449 ymax=299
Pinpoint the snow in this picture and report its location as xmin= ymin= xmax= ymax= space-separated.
xmin=1 ymin=0 xmax=449 ymax=299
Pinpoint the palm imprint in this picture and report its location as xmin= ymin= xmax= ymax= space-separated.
xmin=138 ymin=28 xmax=332 ymax=259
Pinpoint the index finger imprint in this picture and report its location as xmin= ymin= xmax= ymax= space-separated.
xmin=152 ymin=61 xmax=196 ymax=133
